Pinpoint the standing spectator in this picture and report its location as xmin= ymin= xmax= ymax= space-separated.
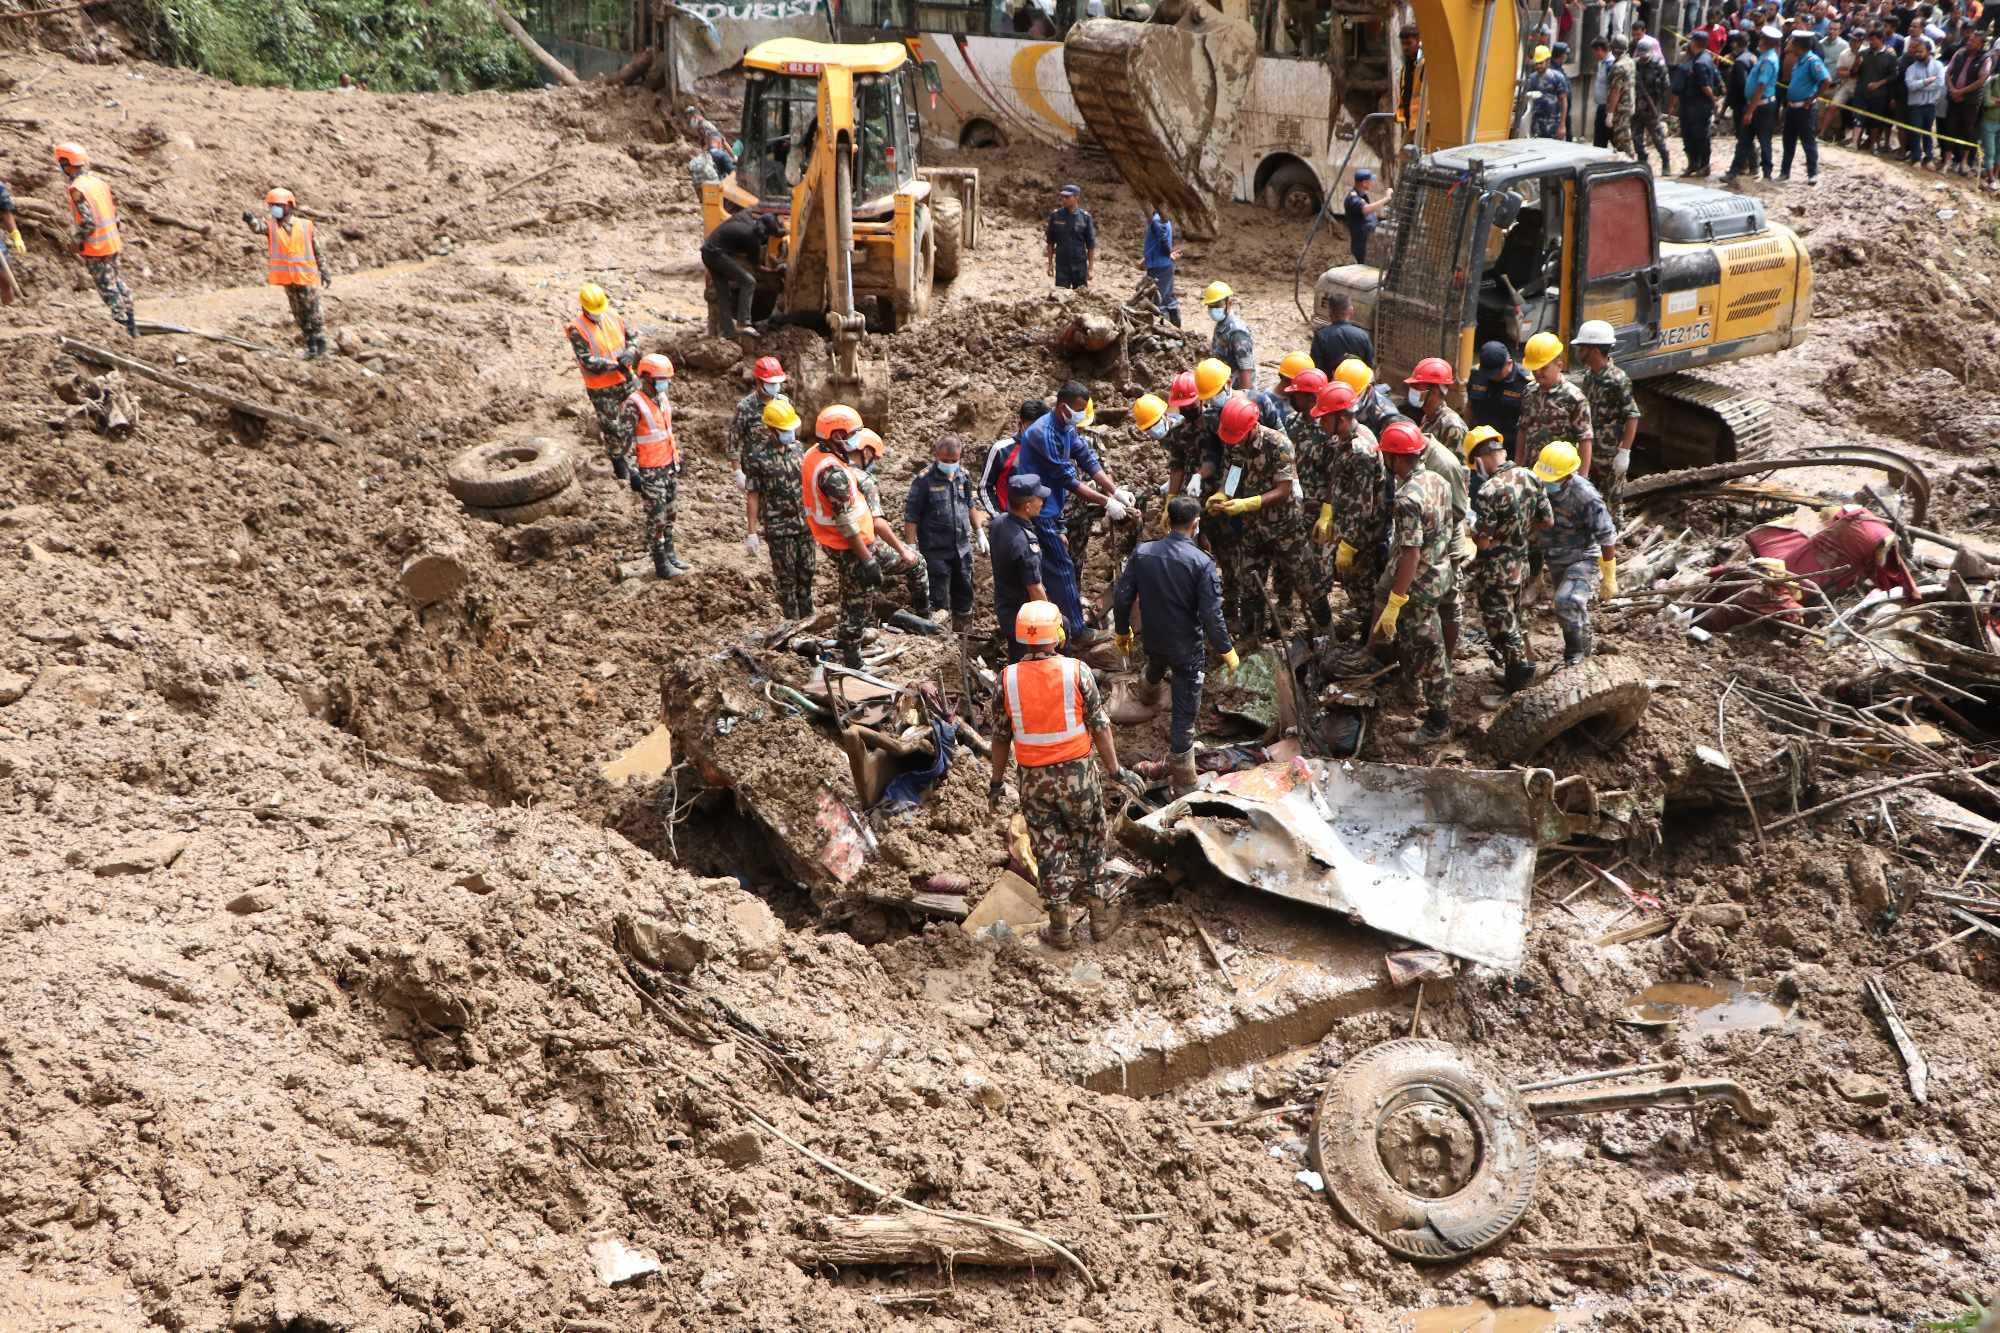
xmin=1678 ymin=31 xmax=1725 ymax=174
xmin=1905 ymin=34 xmax=1947 ymax=162
xmin=1045 ymin=183 xmax=1095 ymax=289
xmin=1781 ymin=29 xmax=1834 ymax=181
xmin=1140 ymin=205 xmax=1182 ymax=326
xmin=1724 ymin=30 xmax=1755 ymax=145
xmin=1854 ymin=27 xmax=1902 ymax=147
xmin=1633 ymin=36 xmax=1674 ymax=171
xmin=1943 ymin=29 xmax=1992 ymax=172
xmin=1982 ymin=48 xmax=2000 ymax=186
xmin=1821 ymin=22 xmax=1859 ymax=139
xmin=1723 ymin=25 xmax=1784 ymax=181
xmin=1591 ymin=37 xmax=1616 ymax=146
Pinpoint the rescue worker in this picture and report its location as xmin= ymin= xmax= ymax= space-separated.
xmin=1529 ymin=44 xmax=1572 ymax=139
xmin=742 ymin=396 xmax=816 ymax=620
xmin=1045 ymin=183 xmax=1096 ymax=289
xmin=1605 ymin=34 xmax=1638 ymax=156
xmin=987 ymin=601 xmax=1144 ymax=948
xmin=1467 ymin=425 xmax=1554 ymax=693
xmin=1206 ymin=393 xmax=1310 ymax=641
xmin=904 ymin=434 xmax=987 ymax=633
xmin=1285 ymin=368 xmax=1335 ymax=626
xmin=1202 ymin=282 xmax=1256 ymax=390
xmin=1273 ymin=351 xmax=1317 ymax=434
xmin=1308 ymin=381 xmax=1388 ymax=641
xmin=53 ymin=142 xmax=133 ymax=337
xmin=1333 ymin=357 xmax=1397 ymax=437
xmin=1062 ymin=400 xmax=1137 ymax=606
xmin=1570 ymin=319 xmax=1639 ymax=528
xmin=1677 ymin=31 xmax=1723 ymax=178
xmin=1405 ymin=356 xmax=1467 ymax=458
xmin=1409 ymin=413 xmax=1474 ymax=661
xmin=1467 ymin=341 xmax=1530 ymax=446
xmin=700 ymin=207 xmax=783 ymax=338
xmin=620 ymin=354 xmax=687 ymax=579
xmin=1342 ymin=168 xmax=1392 ymax=264
xmin=989 ymin=474 xmax=1051 ymax=663
xmin=1140 ymin=204 xmax=1181 ymax=324
xmin=2 ymin=175 xmax=24 ymax=307
xmin=802 ymin=404 xmax=889 ymax=668
xmin=1114 ymin=392 xmax=1173 ymax=570
xmin=1398 ymin=25 xmax=1424 ymax=128
xmin=1162 ymin=370 xmax=1207 ymax=505
xmin=567 ymin=283 xmax=639 ymax=476
xmin=239 ymin=188 xmax=328 ymax=358
xmin=1310 ymin=292 xmax=1374 ymax=373
xmin=848 ymin=430 xmax=931 ymax=614
xmin=732 ymin=355 xmax=788 ymax=468
xmin=1014 ymin=382 xmax=1128 ymax=642
xmin=980 ymin=399 xmax=1049 ymax=516
xmin=1533 ymin=441 xmax=1618 ymax=666
xmin=1372 ymin=418 xmax=1457 ymax=745
xmin=1514 ymin=332 xmax=1593 ymax=470
xmin=1113 ymin=494 xmax=1238 ymax=795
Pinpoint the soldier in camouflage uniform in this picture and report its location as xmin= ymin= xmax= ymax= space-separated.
xmin=1406 ymin=357 xmax=1468 ymax=460
xmin=1372 ymin=418 xmax=1457 ymax=744
xmin=566 ymin=283 xmax=640 ymax=477
xmin=734 ymin=356 xmax=790 ymax=469
xmin=1515 ymin=334 xmax=1594 ymax=470
xmin=1466 ymin=426 xmax=1554 ymax=693
xmin=619 ymin=354 xmax=688 ymax=578
xmin=1571 ymin=321 xmax=1641 ymax=530
xmin=987 ymin=601 xmax=1145 ymax=949
xmin=239 ymin=189 xmax=330 ymax=357
xmin=742 ymin=396 xmax=817 ymax=619
xmin=1413 ymin=422 xmax=1473 ymax=657
xmin=1532 ymin=441 xmax=1619 ymax=666
xmin=802 ymin=407 xmax=891 ymax=668
xmin=848 ymin=433 xmax=931 ymax=614
xmin=1204 ymin=282 xmax=1257 ymax=390
xmin=1205 ymin=394 xmax=1310 ymax=642
xmin=1281 ymin=368 xmax=1333 ymax=626
xmin=54 ymin=143 xmax=135 ymax=336
xmin=1308 ymin=382 xmax=1388 ymax=640
xmin=1605 ymin=36 xmax=1637 ymax=156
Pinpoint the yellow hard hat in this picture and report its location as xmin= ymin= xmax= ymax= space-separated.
xmin=1277 ymin=351 xmax=1315 ymax=383
xmin=1015 ymin=600 xmax=1065 ymax=646
xmin=1131 ymin=393 xmax=1168 ymax=432
xmin=1194 ymin=358 xmax=1232 ymax=401
xmin=1533 ymin=440 xmax=1581 ymax=483
xmin=579 ymin=283 xmax=609 ymax=315
xmin=1464 ymin=424 xmax=1505 ymax=459
xmin=762 ymin=396 xmax=801 ymax=431
xmin=1522 ymin=331 xmax=1565 ymax=371
xmin=1534 ymin=43 xmax=1552 ymax=61
xmin=1078 ymin=399 xmax=1095 ymax=428
xmin=1333 ymin=357 xmax=1373 ymax=396
xmin=1201 ymin=280 xmax=1233 ymax=307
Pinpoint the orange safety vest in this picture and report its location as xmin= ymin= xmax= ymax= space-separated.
xmin=569 ymin=311 xmax=628 ymax=391
xmin=801 ymin=444 xmax=874 ymax=552
xmin=1003 ymin=655 xmax=1094 ymax=767
xmin=266 ymin=217 xmax=320 ymax=287
xmin=68 ymin=172 xmax=120 ymax=258
xmin=626 ymin=389 xmax=677 ymax=470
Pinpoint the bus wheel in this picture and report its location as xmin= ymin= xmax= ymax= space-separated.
xmin=1262 ymin=161 xmax=1322 ymax=217
xmin=960 ymin=120 xmax=1004 ymax=149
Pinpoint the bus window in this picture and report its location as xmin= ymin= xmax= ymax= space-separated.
xmin=1266 ymin=0 xmax=1331 ymax=58
xmin=740 ymin=70 xmax=822 ymax=203
xmin=988 ymin=0 xmax=1072 ymax=40
xmin=843 ymin=0 xmax=915 ymax=28
xmin=916 ymin=0 xmax=986 ymax=34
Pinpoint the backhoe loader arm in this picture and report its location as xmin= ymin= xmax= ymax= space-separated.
xmin=1408 ymin=0 xmax=1523 ymax=150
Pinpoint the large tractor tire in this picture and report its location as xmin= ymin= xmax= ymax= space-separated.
xmin=933 ymin=194 xmax=964 ymax=282
xmin=462 ymin=480 xmax=586 ymax=527
xmin=446 ymin=438 xmax=575 ymax=509
xmin=1484 ymin=658 xmax=1655 ymax=763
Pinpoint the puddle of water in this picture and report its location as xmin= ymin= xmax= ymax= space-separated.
xmin=1399 ymin=1302 xmax=1564 ymax=1333
xmin=599 ymin=725 xmax=674 ymax=786
xmin=1621 ymin=981 xmax=1787 ymax=1034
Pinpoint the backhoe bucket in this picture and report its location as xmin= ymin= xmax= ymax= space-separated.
xmin=794 ymin=340 xmax=891 ymax=434
xmin=1063 ymin=4 xmax=1257 ymax=240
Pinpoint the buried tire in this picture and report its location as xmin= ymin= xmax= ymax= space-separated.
xmin=446 ymin=438 xmax=575 ymax=509
xmin=462 ymin=480 xmax=586 ymax=526
xmin=1310 ymin=1039 xmax=1540 ymax=1262
xmin=933 ymin=194 xmax=964 ymax=282
xmin=1483 ymin=657 xmax=1654 ymax=763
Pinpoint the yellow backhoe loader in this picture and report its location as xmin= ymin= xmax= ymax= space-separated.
xmin=702 ymin=38 xmax=979 ymax=425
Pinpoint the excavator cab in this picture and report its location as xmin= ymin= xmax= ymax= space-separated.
xmin=736 ymin=58 xmax=922 ymax=212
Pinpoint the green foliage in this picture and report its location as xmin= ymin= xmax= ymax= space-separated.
xmin=126 ymin=0 xmax=538 ymax=93
xmin=1920 ymin=1297 xmax=1991 ymax=1332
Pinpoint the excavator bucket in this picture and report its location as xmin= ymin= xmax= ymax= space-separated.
xmin=1063 ymin=2 xmax=1258 ymax=240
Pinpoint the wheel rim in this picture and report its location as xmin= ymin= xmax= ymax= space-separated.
xmin=1375 ymin=1089 xmax=1482 ymax=1199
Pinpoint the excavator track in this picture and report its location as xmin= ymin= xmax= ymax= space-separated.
xmin=1634 ymin=372 xmax=1775 ymax=468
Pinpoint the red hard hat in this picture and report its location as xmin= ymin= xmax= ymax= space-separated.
xmin=1167 ymin=371 xmax=1199 ymax=409
xmin=1291 ymin=368 xmax=1329 ymax=396
xmin=752 ymin=355 xmax=786 ymax=383
xmin=1405 ymin=356 xmax=1455 ymax=388
xmin=1217 ymin=394 xmax=1261 ymax=446
xmin=1378 ymin=419 xmax=1426 ymax=455
xmin=1310 ymin=382 xmax=1358 ymax=419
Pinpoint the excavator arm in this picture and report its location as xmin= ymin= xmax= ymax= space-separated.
xmin=1407 ymin=0 xmax=1523 ymax=149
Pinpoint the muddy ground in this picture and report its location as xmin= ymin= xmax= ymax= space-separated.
xmin=1 ymin=39 xmax=1998 ymax=1333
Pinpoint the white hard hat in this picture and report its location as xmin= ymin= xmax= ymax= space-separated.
xmin=1574 ymin=319 xmax=1617 ymax=348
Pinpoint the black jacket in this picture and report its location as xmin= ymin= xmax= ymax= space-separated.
xmin=1113 ymin=532 xmax=1232 ymax=662
xmin=1310 ymin=320 xmax=1375 ymax=373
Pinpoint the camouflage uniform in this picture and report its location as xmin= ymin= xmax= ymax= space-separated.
xmin=69 ymin=188 xmax=134 ymax=330
xmin=1420 ymin=436 xmax=1471 ymax=639
xmin=813 ymin=458 xmax=882 ymax=660
xmin=618 ymin=395 xmax=680 ymax=568
xmin=1419 ymin=402 xmax=1468 ymax=462
xmin=1469 ymin=461 xmax=1555 ymax=665
xmin=1291 ymin=411 xmax=1335 ymax=610
xmin=731 ymin=389 xmax=768 ymax=467
xmin=1516 ymin=375 xmax=1593 ymax=470
xmin=240 ymin=214 xmax=325 ymax=349
xmin=1540 ymin=474 xmax=1617 ymax=655
xmin=1383 ymin=465 xmax=1457 ymax=714
xmin=990 ymin=657 xmax=1110 ymax=915
xmin=1210 ymin=312 xmax=1255 ymax=382
xmin=742 ymin=426 xmax=816 ymax=618
xmin=1219 ymin=423 xmax=1311 ymax=640
xmin=1164 ymin=411 xmax=1206 ymax=487
xmin=855 ymin=468 xmax=931 ymax=612
xmin=1577 ymin=362 xmax=1640 ymax=529
xmin=566 ymin=324 xmax=635 ymax=468
xmin=1064 ymin=500 xmax=1097 ymax=593
xmin=1325 ymin=422 xmax=1387 ymax=632
xmin=1607 ymin=55 xmax=1637 ymax=155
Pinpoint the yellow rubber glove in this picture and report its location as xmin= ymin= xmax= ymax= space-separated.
xmin=1220 ymin=648 xmax=1240 ymax=675
xmin=1312 ymin=503 xmax=1333 ymax=546
xmin=1599 ymin=556 xmax=1617 ymax=601
xmin=1372 ymin=590 xmax=1408 ymax=640
xmin=1203 ymin=490 xmax=1231 ymax=515
xmin=6 ymin=228 xmax=22 ymax=256
xmin=1114 ymin=631 xmax=1133 ymax=656
xmin=1335 ymin=540 xmax=1357 ymax=574
xmin=1223 ymin=493 xmax=1263 ymax=518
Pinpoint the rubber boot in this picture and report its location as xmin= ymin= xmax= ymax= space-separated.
xmin=1040 ymin=902 xmax=1079 ymax=950
xmin=1169 ymin=746 xmax=1198 ymax=796
xmin=1561 ymin=623 xmax=1592 ymax=667
xmin=1084 ymin=892 xmax=1125 ymax=943
xmin=123 ymin=308 xmax=137 ymax=340
xmin=628 ymin=466 xmax=644 ymax=494
xmin=652 ymin=550 xmax=672 ymax=580
xmin=1406 ymin=708 xmax=1452 ymax=747
xmin=1135 ymin=674 xmax=1167 ymax=709
xmin=611 ymin=455 xmax=629 ymax=482
xmin=840 ymin=641 xmax=865 ymax=670
xmin=1308 ymin=594 xmax=1332 ymax=630
xmin=305 ymin=335 xmax=327 ymax=360
xmin=664 ymin=536 xmax=691 ymax=572
xmin=1502 ymin=660 xmax=1538 ymax=693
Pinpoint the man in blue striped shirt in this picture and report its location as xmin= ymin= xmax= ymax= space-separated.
xmin=1140 ymin=207 xmax=1182 ymax=326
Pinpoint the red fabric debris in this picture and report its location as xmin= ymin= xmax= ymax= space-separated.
xmin=1743 ymin=506 xmax=1921 ymax=602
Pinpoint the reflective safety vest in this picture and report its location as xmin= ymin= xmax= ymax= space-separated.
xmin=266 ymin=218 xmax=320 ymax=287
xmin=801 ymin=444 xmax=874 ymax=552
xmin=626 ymin=389 xmax=677 ymax=470
xmin=1002 ymin=655 xmax=1093 ymax=767
xmin=68 ymin=172 xmax=121 ymax=258
xmin=568 ymin=311 xmax=628 ymax=391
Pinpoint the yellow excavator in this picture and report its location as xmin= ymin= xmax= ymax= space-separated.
xmin=702 ymin=38 xmax=979 ymax=425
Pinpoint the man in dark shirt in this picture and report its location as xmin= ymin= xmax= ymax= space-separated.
xmin=1342 ymin=168 xmax=1392 ymax=265
xmin=1310 ymin=292 xmax=1375 ymax=371
xmin=989 ymin=472 xmax=1051 ymax=662
xmin=700 ymin=208 xmax=783 ymax=338
xmin=1676 ymin=31 xmax=1724 ymax=175
xmin=1113 ymin=495 xmax=1237 ymax=793
xmin=1853 ymin=29 xmax=1900 ymax=148
xmin=0 ymin=176 xmax=19 ymax=306
xmin=904 ymin=434 xmax=987 ymax=633
xmin=1465 ymin=341 xmax=1530 ymax=449
xmin=1045 ymin=183 xmax=1096 ymax=289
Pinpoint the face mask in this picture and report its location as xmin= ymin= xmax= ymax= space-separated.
xmin=1542 ymin=479 xmax=1563 ymax=495
xmin=760 ymin=381 xmax=782 ymax=397
xmin=1407 ymin=388 xmax=1426 ymax=408
xmin=936 ymin=461 xmax=960 ymax=475
xmin=649 ymin=381 xmax=669 ymax=399
xmin=271 ymin=206 xmax=286 ymax=221
xmin=1145 ymin=419 xmax=1169 ymax=440
xmin=777 ymin=429 xmax=797 ymax=445
xmin=1208 ymin=306 xmax=1227 ymax=323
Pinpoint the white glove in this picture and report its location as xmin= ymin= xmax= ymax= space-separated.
xmin=735 ymin=468 xmax=748 ymax=492
xmin=1105 ymin=495 xmax=1128 ymax=522
xmin=1185 ymin=474 xmax=1203 ymax=498
xmin=1113 ymin=486 xmax=1136 ymax=509
xmin=1612 ymin=449 xmax=1631 ymax=483
xmin=744 ymin=533 xmax=761 ymax=558
xmin=976 ymin=528 xmax=990 ymax=555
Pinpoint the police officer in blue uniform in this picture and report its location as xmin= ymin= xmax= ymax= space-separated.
xmin=1045 ymin=183 xmax=1096 ymax=289
xmin=1342 ymin=168 xmax=1393 ymax=264
xmin=1466 ymin=340 xmax=1531 ymax=447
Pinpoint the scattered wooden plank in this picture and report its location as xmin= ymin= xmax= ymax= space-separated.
xmin=796 ymin=1213 xmax=1063 ymax=1269
xmin=1864 ymin=974 xmax=1928 ymax=1105
xmin=55 ymin=336 xmax=353 ymax=446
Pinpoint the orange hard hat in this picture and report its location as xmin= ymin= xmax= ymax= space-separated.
xmin=752 ymin=355 xmax=786 ymax=383
xmin=816 ymin=404 xmax=863 ymax=440
xmin=1218 ymin=394 xmax=1261 ymax=446
xmin=1291 ymin=368 xmax=1329 ymax=397
xmin=1277 ymin=350 xmax=1316 ymax=383
xmin=1405 ymin=356 xmax=1455 ymax=388
xmin=265 ymin=188 xmax=297 ymax=208
xmin=1167 ymin=371 xmax=1199 ymax=409
xmin=1310 ymin=383 xmax=1358 ymax=418
xmin=52 ymin=142 xmax=90 ymax=169
xmin=1015 ymin=600 xmax=1065 ymax=646
xmin=1378 ymin=419 xmax=1426 ymax=455
xmin=636 ymin=353 xmax=674 ymax=380
xmin=850 ymin=428 xmax=885 ymax=458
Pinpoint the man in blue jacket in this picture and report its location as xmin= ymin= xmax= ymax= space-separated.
xmin=1141 ymin=206 xmax=1182 ymax=325
xmin=1014 ymin=381 xmax=1128 ymax=642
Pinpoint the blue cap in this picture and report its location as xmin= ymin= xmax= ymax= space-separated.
xmin=1478 ymin=341 xmax=1511 ymax=373
xmin=1008 ymin=472 xmax=1052 ymax=500
xmin=1059 ymin=183 xmax=1081 ymax=197
xmin=1355 ymin=168 xmax=1374 ymax=181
